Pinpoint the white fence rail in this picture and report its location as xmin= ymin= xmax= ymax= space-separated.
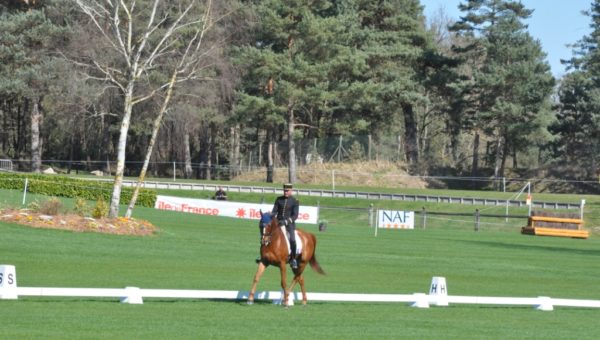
xmin=3 ymin=286 xmax=600 ymax=311
xmin=2 ymin=266 xmax=597 ymax=310
xmin=116 ymin=180 xmax=582 ymax=210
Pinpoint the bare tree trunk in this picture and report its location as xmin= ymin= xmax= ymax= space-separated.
xmin=471 ymin=131 xmax=480 ymax=182
xmin=368 ymin=134 xmax=372 ymax=161
xmin=493 ymin=135 xmax=503 ymax=180
xmin=228 ymin=126 xmax=235 ymax=178
xmin=67 ymin=118 xmax=75 ymax=174
xmin=109 ymin=82 xmax=134 ymax=218
xmin=125 ymin=72 xmax=177 ymax=218
xmin=206 ymin=129 xmax=213 ymax=181
xmin=287 ymin=102 xmax=296 ymax=183
xmin=257 ymin=128 xmax=263 ymax=167
xmin=183 ymin=130 xmax=193 ymax=179
xmin=401 ymin=102 xmax=419 ymax=167
xmin=30 ymin=97 xmax=42 ymax=173
xmin=267 ymin=132 xmax=274 ymax=183
xmin=397 ymin=134 xmax=403 ymax=162
xmin=512 ymin=143 xmax=518 ymax=169
xmin=234 ymin=124 xmax=241 ymax=177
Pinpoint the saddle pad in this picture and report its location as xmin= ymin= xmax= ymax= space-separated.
xmin=280 ymin=226 xmax=303 ymax=256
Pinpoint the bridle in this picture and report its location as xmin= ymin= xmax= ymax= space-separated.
xmin=261 ymin=230 xmax=272 ymax=246
xmin=260 ymin=218 xmax=273 ymax=246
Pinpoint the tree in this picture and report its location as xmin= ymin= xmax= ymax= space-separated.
xmin=553 ymin=0 xmax=600 ymax=176
xmin=450 ymin=0 xmax=554 ymax=178
xmin=73 ymin=0 xmax=220 ymax=217
xmin=0 ymin=2 xmax=70 ymax=172
xmin=233 ymin=0 xmax=356 ymax=183
xmin=349 ymin=0 xmax=434 ymax=171
xmin=234 ymin=0 xmax=434 ymax=180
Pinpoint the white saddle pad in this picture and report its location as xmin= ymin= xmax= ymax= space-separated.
xmin=280 ymin=227 xmax=303 ymax=256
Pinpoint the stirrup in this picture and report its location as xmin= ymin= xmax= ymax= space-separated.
xmin=290 ymin=258 xmax=298 ymax=269
xmin=255 ymin=256 xmax=261 ymax=264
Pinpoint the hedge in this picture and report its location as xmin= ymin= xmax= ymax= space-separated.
xmin=0 ymin=173 xmax=157 ymax=208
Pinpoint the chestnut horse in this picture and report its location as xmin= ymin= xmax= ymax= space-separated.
xmin=247 ymin=212 xmax=325 ymax=306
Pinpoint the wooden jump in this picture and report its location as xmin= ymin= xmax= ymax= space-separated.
xmin=521 ymin=213 xmax=589 ymax=239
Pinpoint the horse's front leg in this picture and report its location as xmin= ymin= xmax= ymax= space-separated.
xmin=248 ymin=262 xmax=267 ymax=305
xmin=279 ymin=262 xmax=289 ymax=307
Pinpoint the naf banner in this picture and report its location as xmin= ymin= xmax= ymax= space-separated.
xmin=376 ymin=210 xmax=415 ymax=232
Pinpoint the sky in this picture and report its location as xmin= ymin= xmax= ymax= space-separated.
xmin=420 ymin=0 xmax=592 ymax=78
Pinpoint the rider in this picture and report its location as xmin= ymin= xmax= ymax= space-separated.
xmin=271 ymin=183 xmax=300 ymax=269
xmin=214 ymin=186 xmax=227 ymax=200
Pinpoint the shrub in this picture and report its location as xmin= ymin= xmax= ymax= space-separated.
xmin=27 ymin=200 xmax=40 ymax=212
xmin=92 ymin=198 xmax=108 ymax=219
xmin=74 ymin=198 xmax=90 ymax=217
xmin=40 ymin=197 xmax=63 ymax=215
xmin=0 ymin=173 xmax=157 ymax=207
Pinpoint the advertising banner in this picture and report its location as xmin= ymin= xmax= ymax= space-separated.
xmin=154 ymin=195 xmax=319 ymax=224
xmin=377 ymin=210 xmax=415 ymax=229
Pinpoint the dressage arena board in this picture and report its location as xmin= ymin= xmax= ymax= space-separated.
xmin=2 ymin=287 xmax=600 ymax=311
xmin=2 ymin=266 xmax=599 ymax=310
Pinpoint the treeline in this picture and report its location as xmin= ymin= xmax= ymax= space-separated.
xmin=1 ymin=0 xmax=599 ymax=185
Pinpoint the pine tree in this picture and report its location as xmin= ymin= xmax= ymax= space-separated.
xmin=233 ymin=0 xmax=366 ymax=182
xmin=553 ymin=0 xmax=600 ymax=177
xmin=450 ymin=0 xmax=554 ymax=178
xmin=0 ymin=3 xmax=70 ymax=171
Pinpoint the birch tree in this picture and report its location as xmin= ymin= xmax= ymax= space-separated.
xmin=73 ymin=0 xmax=217 ymax=218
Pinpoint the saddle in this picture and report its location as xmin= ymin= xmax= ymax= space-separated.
xmin=281 ymin=227 xmax=303 ymax=256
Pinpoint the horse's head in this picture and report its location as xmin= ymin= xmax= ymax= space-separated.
xmin=259 ymin=211 xmax=275 ymax=246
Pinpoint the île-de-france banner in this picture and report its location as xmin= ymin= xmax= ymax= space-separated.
xmin=377 ymin=210 xmax=415 ymax=229
xmin=154 ymin=195 xmax=319 ymax=224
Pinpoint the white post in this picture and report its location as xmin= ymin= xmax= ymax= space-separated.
xmin=374 ymin=210 xmax=379 ymax=237
xmin=527 ymin=182 xmax=532 ymax=216
xmin=580 ymin=199 xmax=586 ymax=220
xmin=22 ymin=178 xmax=28 ymax=206
xmin=120 ymin=286 xmax=143 ymax=304
xmin=332 ymin=170 xmax=335 ymax=191
xmin=503 ymin=177 xmax=506 ymax=192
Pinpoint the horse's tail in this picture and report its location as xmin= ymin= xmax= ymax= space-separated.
xmin=309 ymin=255 xmax=326 ymax=275
xmin=308 ymin=233 xmax=326 ymax=275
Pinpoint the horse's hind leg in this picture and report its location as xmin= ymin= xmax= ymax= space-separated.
xmin=288 ymin=274 xmax=307 ymax=306
xmin=287 ymin=271 xmax=307 ymax=305
xmin=248 ymin=262 xmax=266 ymax=305
xmin=298 ymin=275 xmax=307 ymax=305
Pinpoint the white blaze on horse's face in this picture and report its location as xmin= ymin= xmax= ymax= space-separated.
xmin=261 ymin=232 xmax=271 ymax=246
xmin=261 ymin=219 xmax=272 ymax=246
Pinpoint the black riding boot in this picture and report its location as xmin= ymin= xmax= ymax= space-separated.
xmin=255 ymin=226 xmax=264 ymax=263
xmin=289 ymin=240 xmax=298 ymax=269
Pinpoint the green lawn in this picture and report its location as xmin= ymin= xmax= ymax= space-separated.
xmin=1 ymin=189 xmax=600 ymax=338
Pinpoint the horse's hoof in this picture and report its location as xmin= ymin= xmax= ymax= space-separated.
xmin=247 ymin=300 xmax=254 ymax=305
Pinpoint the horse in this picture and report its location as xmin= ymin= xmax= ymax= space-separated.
xmin=247 ymin=211 xmax=325 ymax=306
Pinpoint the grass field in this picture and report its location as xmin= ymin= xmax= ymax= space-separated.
xmin=1 ymin=188 xmax=600 ymax=338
